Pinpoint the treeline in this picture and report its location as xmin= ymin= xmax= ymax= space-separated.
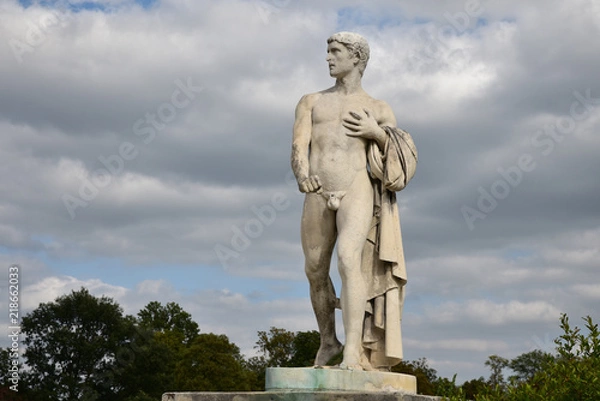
xmin=0 ymin=288 xmax=597 ymax=401
xmin=438 ymin=313 xmax=600 ymax=401
xmin=1 ymin=288 xmax=269 ymax=400
xmin=0 ymin=288 xmax=339 ymax=400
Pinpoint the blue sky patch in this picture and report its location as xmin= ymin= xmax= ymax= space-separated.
xmin=336 ymin=6 xmax=419 ymax=31
xmin=18 ymin=0 xmax=158 ymax=12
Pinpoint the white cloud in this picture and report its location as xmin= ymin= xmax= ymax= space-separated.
xmin=406 ymin=338 xmax=510 ymax=353
xmin=425 ymin=299 xmax=561 ymax=326
xmin=22 ymin=275 xmax=128 ymax=310
xmin=570 ymin=284 xmax=600 ymax=300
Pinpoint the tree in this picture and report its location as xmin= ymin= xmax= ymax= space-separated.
xmin=137 ymin=301 xmax=199 ymax=344
xmin=469 ymin=315 xmax=600 ymax=401
xmin=485 ymin=354 xmax=509 ymax=389
xmin=119 ymin=302 xmax=203 ymax=399
xmin=175 ymin=333 xmax=253 ymax=391
xmin=392 ymin=357 xmax=438 ymax=395
xmin=244 ymin=355 xmax=269 ymax=391
xmin=0 ymin=348 xmax=28 ymax=400
xmin=289 ymin=330 xmax=320 ymax=367
xmin=255 ymin=327 xmax=296 ymax=367
xmin=21 ymin=288 xmax=131 ymax=401
xmin=508 ymin=349 xmax=554 ymax=383
xmin=515 ymin=314 xmax=600 ymax=401
xmin=0 ymin=386 xmax=27 ymax=401
xmin=125 ymin=301 xmax=200 ymax=397
xmin=245 ymin=327 xmax=296 ymax=391
xmin=123 ymin=391 xmax=157 ymax=401
xmin=460 ymin=376 xmax=488 ymax=399
xmin=115 ymin=319 xmax=177 ymax=401
xmin=246 ymin=328 xmax=322 ymax=390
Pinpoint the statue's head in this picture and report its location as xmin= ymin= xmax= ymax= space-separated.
xmin=327 ymin=32 xmax=370 ymax=76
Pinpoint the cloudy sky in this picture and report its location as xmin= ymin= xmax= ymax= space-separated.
xmin=1 ymin=0 xmax=599 ymax=383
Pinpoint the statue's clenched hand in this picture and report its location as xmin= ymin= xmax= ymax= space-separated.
xmin=298 ymin=175 xmax=323 ymax=193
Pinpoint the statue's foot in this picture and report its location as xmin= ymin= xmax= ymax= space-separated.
xmin=339 ymin=362 xmax=363 ymax=371
xmin=339 ymin=351 xmax=374 ymax=371
xmin=314 ymin=341 xmax=343 ymax=366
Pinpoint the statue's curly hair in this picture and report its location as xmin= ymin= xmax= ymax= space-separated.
xmin=327 ymin=32 xmax=370 ymax=76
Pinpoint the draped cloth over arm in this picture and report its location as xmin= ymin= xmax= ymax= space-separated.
xmin=361 ymin=126 xmax=418 ymax=370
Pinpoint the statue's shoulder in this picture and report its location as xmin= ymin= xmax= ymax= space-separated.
xmin=296 ymin=90 xmax=328 ymax=113
xmin=371 ymin=97 xmax=392 ymax=111
xmin=299 ymin=90 xmax=328 ymax=104
xmin=369 ymin=97 xmax=394 ymax=120
xmin=358 ymin=91 xmax=391 ymax=110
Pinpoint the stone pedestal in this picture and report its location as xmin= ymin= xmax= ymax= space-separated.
xmin=266 ymin=367 xmax=417 ymax=393
xmin=162 ymin=392 xmax=440 ymax=401
xmin=162 ymin=367 xmax=441 ymax=401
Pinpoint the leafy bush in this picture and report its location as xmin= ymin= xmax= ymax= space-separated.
xmin=474 ymin=314 xmax=600 ymax=401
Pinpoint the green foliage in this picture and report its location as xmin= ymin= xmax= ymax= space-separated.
xmin=175 ymin=333 xmax=253 ymax=391
xmin=508 ymin=350 xmax=554 ymax=383
xmin=461 ymin=377 xmax=488 ymax=400
xmin=123 ymin=390 xmax=158 ymax=401
xmin=484 ymin=355 xmax=509 ymax=389
xmin=436 ymin=374 xmax=467 ymax=400
xmin=245 ymin=327 xmax=297 ymax=391
xmin=0 ymin=348 xmax=21 ymax=388
xmin=21 ymin=289 xmax=241 ymax=400
xmin=0 ymin=349 xmax=28 ymax=401
xmin=289 ymin=330 xmax=320 ymax=367
xmin=0 ymin=386 xmax=28 ymax=401
xmin=246 ymin=328 xmax=322 ymax=390
xmin=255 ymin=327 xmax=296 ymax=367
xmin=115 ymin=323 xmax=177 ymax=400
xmin=137 ymin=301 xmax=199 ymax=344
xmin=27 ymin=289 xmax=597 ymax=400
xmin=392 ymin=357 xmax=438 ymax=395
xmin=123 ymin=300 xmax=203 ymax=397
xmin=21 ymin=288 xmax=131 ymax=401
xmin=474 ymin=314 xmax=600 ymax=401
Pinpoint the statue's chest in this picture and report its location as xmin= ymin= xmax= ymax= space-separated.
xmin=312 ymin=97 xmax=368 ymax=125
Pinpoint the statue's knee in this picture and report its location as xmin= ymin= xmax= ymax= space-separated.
xmin=305 ymin=264 xmax=323 ymax=281
xmin=337 ymin=246 xmax=360 ymax=264
xmin=336 ymin=249 xmax=361 ymax=278
xmin=305 ymin=261 xmax=331 ymax=284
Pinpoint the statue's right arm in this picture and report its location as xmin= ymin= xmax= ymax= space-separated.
xmin=291 ymin=94 xmax=321 ymax=193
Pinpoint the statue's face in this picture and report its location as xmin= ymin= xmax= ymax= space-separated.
xmin=326 ymin=41 xmax=356 ymax=78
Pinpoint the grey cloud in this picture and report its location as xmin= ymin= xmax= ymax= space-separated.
xmin=1 ymin=0 xmax=599 ymax=384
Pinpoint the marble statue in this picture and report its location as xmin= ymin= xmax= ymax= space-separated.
xmin=291 ymin=32 xmax=418 ymax=371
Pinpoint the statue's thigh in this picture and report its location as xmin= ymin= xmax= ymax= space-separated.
xmin=301 ymin=194 xmax=337 ymax=258
xmin=335 ymin=187 xmax=373 ymax=253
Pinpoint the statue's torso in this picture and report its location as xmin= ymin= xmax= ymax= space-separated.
xmin=309 ymin=92 xmax=379 ymax=192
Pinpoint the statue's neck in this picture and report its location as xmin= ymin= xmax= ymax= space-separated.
xmin=334 ymin=72 xmax=363 ymax=95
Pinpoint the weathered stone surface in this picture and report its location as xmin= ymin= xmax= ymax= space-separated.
xmin=266 ymin=367 xmax=417 ymax=393
xmin=291 ymin=31 xmax=418 ymax=372
xmin=161 ymin=391 xmax=441 ymax=401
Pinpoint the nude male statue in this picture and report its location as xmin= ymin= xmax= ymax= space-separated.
xmin=291 ymin=32 xmax=417 ymax=371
